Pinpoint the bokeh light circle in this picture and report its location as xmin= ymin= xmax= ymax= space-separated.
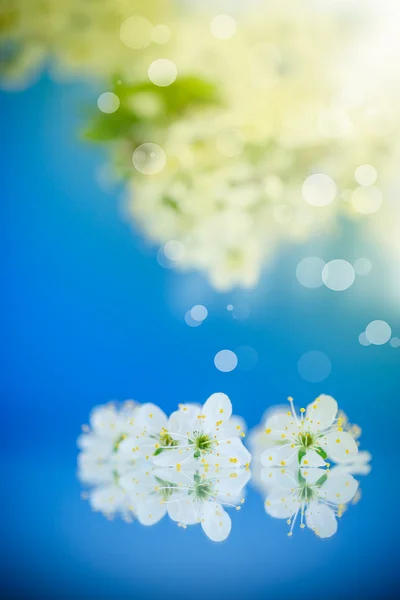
xmin=157 ymin=248 xmax=174 ymax=269
xmin=210 ymin=15 xmax=237 ymax=39
xmin=390 ymin=337 xmax=400 ymax=348
xmin=322 ymin=260 xmax=355 ymax=291
xmin=358 ymin=332 xmax=371 ymax=346
xmin=190 ymin=305 xmax=208 ymax=322
xmin=302 ymin=174 xmax=337 ymax=207
xmin=351 ymin=186 xmax=382 ymax=214
xmin=185 ymin=311 xmax=202 ymax=328
xmin=296 ymin=257 xmax=326 ymax=288
xmin=97 ymin=92 xmax=120 ymax=114
xmin=353 ymin=258 xmax=372 ymax=276
xmin=152 ymin=24 xmax=171 ymax=44
xmin=148 ymin=59 xmax=177 ymax=87
xmin=365 ymin=320 xmax=391 ymax=345
xmin=120 ymin=16 xmax=153 ymax=49
xmin=214 ymin=350 xmax=238 ymax=372
xmin=298 ymin=351 xmax=331 ymax=383
xmin=354 ymin=164 xmax=377 ymax=186
xmin=132 ymin=143 xmax=166 ymax=175
xmin=164 ymin=240 xmax=185 ymax=261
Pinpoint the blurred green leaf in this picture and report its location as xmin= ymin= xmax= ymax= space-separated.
xmin=83 ymin=76 xmax=220 ymax=144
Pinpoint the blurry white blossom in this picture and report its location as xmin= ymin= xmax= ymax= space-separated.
xmin=250 ymin=395 xmax=359 ymax=467
xmin=262 ymin=464 xmax=359 ymax=538
xmin=77 ymin=396 xmax=250 ymax=541
xmin=249 ymin=395 xmax=371 ymax=537
xmin=2 ymin=0 xmax=399 ymax=290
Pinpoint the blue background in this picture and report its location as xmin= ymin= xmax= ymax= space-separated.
xmin=1 ymin=77 xmax=399 ymax=599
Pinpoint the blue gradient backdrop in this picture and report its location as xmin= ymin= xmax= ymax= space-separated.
xmin=1 ymin=77 xmax=399 ymax=599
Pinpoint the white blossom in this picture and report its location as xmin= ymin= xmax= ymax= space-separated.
xmin=262 ymin=464 xmax=359 ymax=538
xmin=253 ymin=395 xmax=359 ymax=468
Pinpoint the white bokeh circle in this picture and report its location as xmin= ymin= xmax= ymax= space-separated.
xmin=296 ymin=257 xmax=326 ymax=288
xmin=148 ymin=59 xmax=177 ymax=87
xmin=358 ymin=332 xmax=371 ymax=346
xmin=354 ymin=164 xmax=377 ymax=186
xmin=214 ymin=350 xmax=238 ymax=372
xmin=302 ymin=174 xmax=337 ymax=207
xmin=210 ymin=15 xmax=237 ymax=39
xmin=190 ymin=305 xmax=208 ymax=322
xmin=353 ymin=258 xmax=372 ymax=276
xmin=322 ymin=260 xmax=355 ymax=291
xmin=132 ymin=143 xmax=166 ymax=174
xmin=365 ymin=320 xmax=391 ymax=345
xmin=351 ymin=186 xmax=382 ymax=214
xmin=298 ymin=351 xmax=331 ymax=383
xmin=120 ymin=16 xmax=153 ymax=49
xmin=97 ymin=92 xmax=120 ymax=114
xmin=164 ymin=240 xmax=185 ymax=261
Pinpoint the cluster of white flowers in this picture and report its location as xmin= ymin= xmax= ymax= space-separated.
xmin=78 ymin=393 xmax=371 ymax=540
xmin=249 ymin=394 xmax=371 ymax=538
xmin=0 ymin=0 xmax=174 ymax=86
xmin=2 ymin=1 xmax=399 ymax=290
xmin=78 ymin=394 xmax=251 ymax=541
xmin=2 ymin=2 xmax=398 ymax=290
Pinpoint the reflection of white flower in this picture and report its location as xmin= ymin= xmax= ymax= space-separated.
xmin=250 ymin=398 xmax=371 ymax=538
xmin=77 ymin=398 xmax=251 ymax=540
xmin=117 ymin=459 xmax=183 ymax=526
xmin=153 ymin=466 xmax=250 ymax=542
xmin=150 ymin=393 xmax=251 ymax=469
xmin=254 ymin=395 xmax=359 ymax=468
xmin=262 ymin=465 xmax=359 ymax=538
xmin=77 ymin=401 xmax=137 ymax=461
xmin=118 ymin=463 xmax=250 ymax=541
xmin=116 ymin=402 xmax=177 ymax=461
xmin=340 ymin=451 xmax=372 ymax=475
xmin=78 ymin=452 xmax=135 ymax=522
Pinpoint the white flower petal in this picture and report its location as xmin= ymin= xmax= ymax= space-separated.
xmin=152 ymin=466 xmax=195 ymax=486
xmin=260 ymin=444 xmax=296 ymax=467
xmin=306 ymin=395 xmax=338 ymax=433
xmin=323 ymin=431 xmax=358 ymax=463
xmin=213 ymin=468 xmax=251 ymax=499
xmin=78 ymin=437 xmax=113 ymax=461
xmin=264 ymin=493 xmax=299 ymax=519
xmin=201 ymin=502 xmax=232 ymax=542
xmin=248 ymin=426 xmax=277 ymax=453
xmin=90 ymin=405 xmax=123 ymax=438
xmin=218 ymin=415 xmax=247 ymax=439
xmin=260 ymin=467 xmax=297 ymax=491
xmin=136 ymin=495 xmax=167 ymax=526
xmin=117 ymin=435 xmax=152 ymax=460
xmin=174 ymin=497 xmax=199 ymax=525
xmin=339 ymin=451 xmax=372 ymax=475
xmin=167 ymin=404 xmax=202 ymax=439
xmin=301 ymin=449 xmax=327 ymax=468
xmin=135 ymin=403 xmax=168 ymax=433
xmin=217 ymin=437 xmax=252 ymax=466
xmin=78 ymin=458 xmax=115 ymax=485
xmin=89 ymin=484 xmax=126 ymax=515
xmin=306 ymin=501 xmax=338 ymax=538
xmin=318 ymin=467 xmax=358 ymax=504
xmin=263 ymin=411 xmax=296 ymax=442
xmin=202 ymin=393 xmax=232 ymax=433
xmin=166 ymin=493 xmax=191 ymax=522
xmin=152 ymin=447 xmax=196 ymax=467
xmin=300 ymin=467 xmax=327 ymax=485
